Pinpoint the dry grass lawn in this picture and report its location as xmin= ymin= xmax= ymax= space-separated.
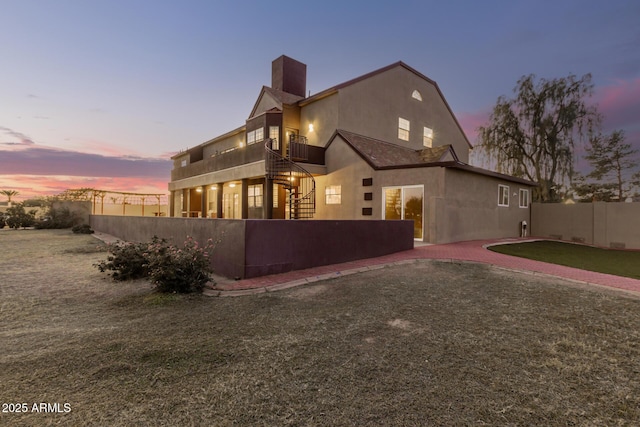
xmin=1 ymin=229 xmax=639 ymax=426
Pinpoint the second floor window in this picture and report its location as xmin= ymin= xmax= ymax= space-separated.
xmin=398 ymin=118 xmax=410 ymax=141
xmin=247 ymin=127 xmax=265 ymax=145
xmin=423 ymin=127 xmax=433 ymax=147
xmin=269 ymin=126 xmax=280 ymax=150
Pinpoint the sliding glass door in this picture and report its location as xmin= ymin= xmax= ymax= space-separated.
xmin=383 ymin=185 xmax=423 ymax=240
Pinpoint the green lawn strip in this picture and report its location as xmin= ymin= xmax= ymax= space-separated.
xmin=489 ymin=240 xmax=640 ymax=280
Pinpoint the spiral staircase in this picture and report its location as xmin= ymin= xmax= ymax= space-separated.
xmin=265 ymin=136 xmax=316 ymax=219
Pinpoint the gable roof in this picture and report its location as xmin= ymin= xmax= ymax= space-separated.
xmin=300 ymin=62 xmax=472 ymax=149
xmin=329 ymin=129 xmax=536 ymax=186
xmin=249 ymin=86 xmax=305 ymax=118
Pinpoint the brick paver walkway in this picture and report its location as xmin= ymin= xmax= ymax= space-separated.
xmin=206 ymin=238 xmax=640 ymax=297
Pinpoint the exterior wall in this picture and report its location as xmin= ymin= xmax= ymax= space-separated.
xmin=90 ymin=216 xmax=414 ymax=279
xmin=314 ymin=136 xmax=375 ymax=220
xmin=202 ymin=132 xmax=245 ymax=158
xmin=300 ymin=93 xmax=339 ymax=147
xmin=91 ymin=203 xmax=168 ymax=217
xmin=532 ymin=202 xmax=640 ymax=249
xmin=375 ymin=167 xmax=446 ymax=242
xmin=336 ymin=66 xmax=470 ymax=163
xmin=440 ymin=168 xmax=531 ymax=243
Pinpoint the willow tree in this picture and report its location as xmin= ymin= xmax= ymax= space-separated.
xmin=477 ymin=74 xmax=600 ymax=202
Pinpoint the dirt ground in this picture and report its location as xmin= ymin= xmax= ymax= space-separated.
xmin=1 ymin=229 xmax=639 ymax=426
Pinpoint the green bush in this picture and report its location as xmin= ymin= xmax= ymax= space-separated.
xmin=5 ymin=204 xmax=36 ymax=229
xmin=144 ymin=237 xmax=214 ymax=293
xmin=72 ymin=223 xmax=94 ymax=234
xmin=94 ymin=236 xmax=215 ymax=293
xmin=94 ymin=241 xmax=150 ymax=281
xmin=36 ymin=206 xmax=81 ymax=229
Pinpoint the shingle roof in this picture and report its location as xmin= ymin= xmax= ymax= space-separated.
xmin=332 ymin=129 xmax=457 ymax=169
xmin=262 ymin=86 xmax=305 ymax=105
xmin=330 ymin=129 xmax=536 ymax=186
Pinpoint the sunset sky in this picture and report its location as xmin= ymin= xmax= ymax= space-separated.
xmin=1 ymin=0 xmax=639 ymax=201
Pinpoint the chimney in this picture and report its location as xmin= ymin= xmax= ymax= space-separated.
xmin=272 ymin=55 xmax=306 ymax=97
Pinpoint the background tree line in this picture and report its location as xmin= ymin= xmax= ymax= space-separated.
xmin=474 ymin=74 xmax=639 ymax=203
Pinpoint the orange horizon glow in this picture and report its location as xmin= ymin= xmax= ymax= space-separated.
xmin=0 ymin=174 xmax=169 ymax=202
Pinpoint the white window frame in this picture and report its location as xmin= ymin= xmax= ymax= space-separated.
xmin=269 ymin=126 xmax=280 ymax=150
xmin=247 ymin=127 xmax=264 ymax=145
xmin=498 ymin=185 xmax=510 ymax=207
xmin=519 ymin=188 xmax=530 ymax=208
xmin=248 ymin=184 xmax=263 ymax=208
xmin=398 ymin=117 xmax=410 ymax=141
xmin=412 ymin=90 xmax=422 ymax=101
xmin=423 ymin=127 xmax=433 ymax=148
xmin=325 ymin=185 xmax=342 ymax=205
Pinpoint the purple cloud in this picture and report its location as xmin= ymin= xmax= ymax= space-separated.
xmin=0 ymin=126 xmax=36 ymax=145
xmin=0 ymin=145 xmax=171 ymax=178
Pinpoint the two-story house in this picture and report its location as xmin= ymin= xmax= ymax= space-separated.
xmin=168 ymin=55 xmax=534 ymax=243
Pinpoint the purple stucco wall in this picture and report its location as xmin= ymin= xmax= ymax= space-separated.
xmin=90 ymin=216 xmax=414 ymax=279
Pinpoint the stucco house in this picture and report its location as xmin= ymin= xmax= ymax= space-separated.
xmin=169 ymin=55 xmax=534 ymax=243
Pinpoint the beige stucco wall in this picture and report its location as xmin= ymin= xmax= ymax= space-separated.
xmin=532 ymin=202 xmax=640 ymax=249
xmin=202 ymin=132 xmax=245 ymax=158
xmin=440 ymin=169 xmax=531 ymax=243
xmin=336 ymin=66 xmax=470 ymax=163
xmin=314 ymin=135 xmax=375 ymax=220
xmin=314 ymin=135 xmax=530 ymax=243
xmin=300 ymin=93 xmax=339 ymax=147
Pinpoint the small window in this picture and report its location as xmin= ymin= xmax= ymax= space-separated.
xmin=248 ymin=184 xmax=263 ymax=208
xmin=519 ymin=188 xmax=529 ymax=208
xmin=255 ymin=127 xmax=264 ymax=142
xmin=325 ymin=185 xmax=341 ymax=205
xmin=498 ymin=185 xmax=510 ymax=207
xmin=180 ymin=159 xmax=187 ymax=167
xmin=269 ymin=126 xmax=280 ymax=150
xmin=362 ymin=178 xmax=373 ymax=187
xmin=398 ymin=117 xmax=410 ymax=141
xmin=247 ymin=128 xmax=264 ymax=145
xmin=362 ymin=207 xmax=373 ymax=216
xmin=423 ymin=127 xmax=433 ymax=148
xmin=412 ymin=90 xmax=422 ymax=101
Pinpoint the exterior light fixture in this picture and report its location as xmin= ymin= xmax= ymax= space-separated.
xmin=196 ymin=188 xmax=202 ymax=193
xmin=308 ymin=123 xmax=314 ymax=132
xmin=229 ymin=183 xmax=236 ymax=188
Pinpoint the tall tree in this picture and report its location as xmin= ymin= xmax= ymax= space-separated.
xmin=476 ymin=74 xmax=600 ymax=202
xmin=583 ymin=130 xmax=638 ymax=202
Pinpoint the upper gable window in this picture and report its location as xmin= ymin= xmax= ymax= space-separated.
xmin=412 ymin=90 xmax=422 ymax=101
xmin=398 ymin=117 xmax=410 ymax=141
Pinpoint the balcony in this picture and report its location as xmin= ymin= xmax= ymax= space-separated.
xmin=171 ymin=143 xmax=265 ymax=181
xmin=171 ymin=139 xmax=326 ymax=182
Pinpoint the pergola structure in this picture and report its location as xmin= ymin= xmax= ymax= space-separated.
xmin=56 ymin=188 xmax=168 ymax=216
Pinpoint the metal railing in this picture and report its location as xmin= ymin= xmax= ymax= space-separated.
xmin=265 ymin=139 xmax=315 ymax=219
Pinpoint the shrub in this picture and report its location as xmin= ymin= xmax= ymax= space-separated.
xmin=5 ymin=204 xmax=36 ymax=229
xmin=94 ymin=236 xmax=215 ymax=293
xmin=144 ymin=237 xmax=214 ymax=293
xmin=36 ymin=206 xmax=81 ymax=229
xmin=94 ymin=241 xmax=150 ymax=281
xmin=72 ymin=223 xmax=94 ymax=234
